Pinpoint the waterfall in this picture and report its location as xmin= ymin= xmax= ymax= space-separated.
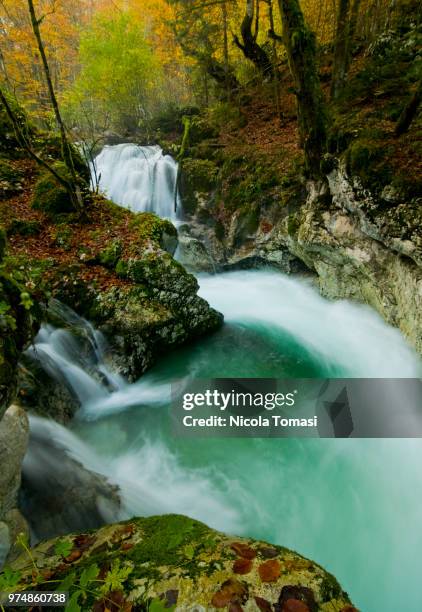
xmin=21 ymin=272 xmax=422 ymax=611
xmin=91 ymin=143 xmax=181 ymax=220
xmin=25 ymin=299 xmax=126 ymax=407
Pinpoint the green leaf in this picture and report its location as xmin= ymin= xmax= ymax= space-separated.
xmin=184 ymin=544 xmax=195 ymax=560
xmin=100 ymin=559 xmax=132 ymax=594
xmin=54 ymin=539 xmax=73 ymax=558
xmin=65 ymin=590 xmax=82 ymax=612
xmin=79 ymin=564 xmax=99 ymax=588
xmin=56 ymin=572 xmax=76 ymax=593
xmin=0 ymin=567 xmax=21 ymax=591
xmin=148 ymin=599 xmax=175 ymax=612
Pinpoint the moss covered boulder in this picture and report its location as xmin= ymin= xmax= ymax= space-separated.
xmin=3 ymin=515 xmax=356 ymax=611
xmin=179 ymin=158 xmax=220 ymax=215
xmin=17 ymin=206 xmax=223 ymax=383
xmin=31 ymin=162 xmax=75 ymax=218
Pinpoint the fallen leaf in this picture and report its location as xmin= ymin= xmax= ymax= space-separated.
xmin=282 ymin=599 xmax=310 ymax=612
xmin=64 ymin=549 xmax=82 ymax=563
xmin=259 ymin=546 xmax=278 ymax=559
xmin=230 ymin=542 xmax=256 ymax=559
xmin=254 ymin=596 xmax=273 ymax=611
xmin=211 ymin=579 xmax=248 ymax=608
xmin=233 ymin=558 xmax=253 ymax=574
xmin=258 ymin=559 xmax=281 ymax=582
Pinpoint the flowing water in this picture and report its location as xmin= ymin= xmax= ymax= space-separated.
xmin=22 ymin=145 xmax=422 ymax=611
xmin=91 ymin=143 xmax=181 ymax=220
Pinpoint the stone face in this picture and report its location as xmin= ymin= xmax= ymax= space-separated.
xmin=20 ymin=423 xmax=121 ymax=542
xmin=176 ymin=225 xmax=216 ymax=273
xmin=0 ymin=405 xmax=29 ymax=517
xmin=0 ymin=405 xmax=30 ymax=565
xmin=5 ymin=514 xmax=355 ymax=611
xmin=186 ymin=160 xmax=422 ymax=356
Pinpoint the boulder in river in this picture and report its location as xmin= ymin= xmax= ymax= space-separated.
xmin=5 ymin=514 xmax=356 ymax=611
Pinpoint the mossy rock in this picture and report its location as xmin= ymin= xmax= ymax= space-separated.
xmin=345 ymin=139 xmax=392 ymax=193
xmin=179 ymin=158 xmax=219 ymax=214
xmin=7 ymin=219 xmax=41 ymax=238
xmin=31 ymin=162 xmax=74 ymax=217
xmin=129 ymin=212 xmax=178 ymax=253
xmin=99 ymin=238 xmax=123 ymax=268
xmin=4 ymin=515 xmax=355 ymax=611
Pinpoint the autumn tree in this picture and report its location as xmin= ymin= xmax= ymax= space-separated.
xmin=27 ymin=0 xmax=83 ymax=213
xmin=277 ymin=0 xmax=328 ymax=177
xmin=233 ymin=0 xmax=274 ymax=78
xmin=169 ymin=0 xmax=239 ymax=99
xmin=63 ymin=10 xmax=161 ymax=134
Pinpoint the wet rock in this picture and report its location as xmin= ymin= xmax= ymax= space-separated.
xmin=176 ymin=225 xmax=216 ymax=273
xmin=4 ymin=515 xmax=355 ymax=610
xmin=20 ymin=419 xmax=120 ymax=542
xmin=0 ymin=405 xmax=30 ymax=566
xmin=0 ymin=405 xmax=29 ymax=512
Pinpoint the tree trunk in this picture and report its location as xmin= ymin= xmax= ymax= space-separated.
xmin=234 ymin=0 xmax=274 ymax=78
xmin=277 ymin=0 xmax=328 ymax=177
xmin=331 ymin=0 xmax=350 ymax=100
xmin=345 ymin=0 xmax=361 ymax=72
xmin=395 ymin=80 xmax=422 ymax=136
xmin=221 ymin=1 xmax=232 ymax=99
xmin=27 ymin=0 xmax=84 ymax=214
xmin=267 ymin=0 xmax=282 ymax=120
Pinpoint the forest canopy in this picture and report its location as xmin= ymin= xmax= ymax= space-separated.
xmin=0 ymin=0 xmax=420 ymax=176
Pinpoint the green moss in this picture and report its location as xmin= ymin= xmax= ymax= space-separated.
xmin=319 ymin=572 xmax=346 ymax=603
xmin=115 ymin=259 xmax=129 ymax=278
xmin=129 ymin=212 xmax=177 ymax=246
xmin=99 ymin=239 xmax=123 ymax=268
xmin=346 ymin=139 xmax=393 ymax=192
xmin=32 ymin=162 xmax=74 ymax=217
xmin=7 ymin=219 xmax=41 ymax=237
xmin=128 ymin=515 xmax=209 ymax=569
xmin=179 ymin=158 xmax=220 ymax=214
xmin=287 ymin=213 xmax=301 ymax=237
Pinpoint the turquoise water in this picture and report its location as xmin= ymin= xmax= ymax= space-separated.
xmin=35 ymin=270 xmax=422 ymax=611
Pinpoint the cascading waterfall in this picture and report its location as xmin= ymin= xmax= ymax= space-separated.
xmin=91 ymin=143 xmax=181 ymax=220
xmin=22 ymin=143 xmax=422 ymax=611
xmin=23 ymin=272 xmax=422 ymax=612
